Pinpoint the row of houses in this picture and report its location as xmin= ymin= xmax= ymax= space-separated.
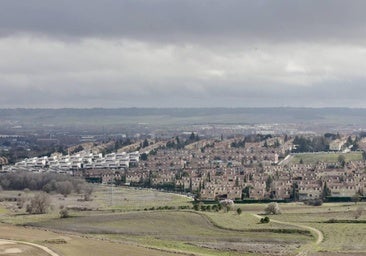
xmin=122 ymin=137 xmax=365 ymax=200
xmin=7 ymin=151 xmax=140 ymax=171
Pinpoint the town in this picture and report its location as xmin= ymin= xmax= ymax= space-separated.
xmin=3 ymin=132 xmax=366 ymax=202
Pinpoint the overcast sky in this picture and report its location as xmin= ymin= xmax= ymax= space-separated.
xmin=1 ymin=0 xmax=366 ymax=108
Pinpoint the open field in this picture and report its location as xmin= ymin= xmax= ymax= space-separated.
xmin=0 ymin=186 xmax=365 ymax=256
xmin=290 ymin=152 xmax=363 ymax=164
xmin=93 ymin=185 xmax=192 ymax=211
xmin=0 ymin=224 xmax=189 ymax=256
xmin=243 ymin=202 xmax=366 ymax=254
xmin=0 ymin=239 xmax=51 ymax=256
xmin=26 ymin=210 xmax=309 ymax=256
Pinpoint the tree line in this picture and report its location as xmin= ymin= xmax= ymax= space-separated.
xmin=0 ymin=172 xmax=92 ymax=198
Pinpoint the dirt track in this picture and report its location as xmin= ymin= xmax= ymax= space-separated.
xmin=0 ymin=238 xmax=60 ymax=256
xmin=251 ymin=214 xmax=324 ymax=256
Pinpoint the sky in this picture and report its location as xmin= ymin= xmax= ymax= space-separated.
xmin=1 ymin=0 xmax=366 ymax=108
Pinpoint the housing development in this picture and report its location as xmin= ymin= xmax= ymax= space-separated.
xmin=4 ymin=133 xmax=366 ymax=202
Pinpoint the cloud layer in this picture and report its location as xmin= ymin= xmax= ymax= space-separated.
xmin=1 ymin=1 xmax=366 ymax=107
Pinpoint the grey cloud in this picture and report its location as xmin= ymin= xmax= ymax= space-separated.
xmin=1 ymin=0 xmax=366 ymax=43
xmin=1 ymin=1 xmax=366 ymax=108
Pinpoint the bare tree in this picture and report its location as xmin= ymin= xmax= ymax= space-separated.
xmin=219 ymin=199 xmax=234 ymax=212
xmin=56 ymin=181 xmax=73 ymax=197
xmin=265 ymin=202 xmax=281 ymax=215
xmin=80 ymin=183 xmax=94 ymax=201
xmin=26 ymin=192 xmax=51 ymax=214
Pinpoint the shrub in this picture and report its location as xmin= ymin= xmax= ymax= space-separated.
xmin=59 ymin=208 xmax=69 ymax=218
xmin=265 ymin=202 xmax=281 ymax=215
xmin=236 ymin=208 xmax=242 ymax=215
xmin=193 ymin=204 xmax=200 ymax=211
xmin=260 ymin=216 xmax=270 ymax=223
xmin=305 ymin=199 xmax=323 ymax=206
xmin=354 ymin=206 xmax=364 ymax=219
xmin=16 ymin=196 xmax=25 ymax=209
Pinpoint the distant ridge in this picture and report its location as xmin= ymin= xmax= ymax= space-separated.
xmin=1 ymin=107 xmax=366 ymax=127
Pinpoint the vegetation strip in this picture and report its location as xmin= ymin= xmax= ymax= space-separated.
xmin=194 ymin=211 xmax=310 ymax=236
xmin=323 ymin=219 xmax=366 ymax=223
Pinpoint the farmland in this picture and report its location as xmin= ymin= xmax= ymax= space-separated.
xmin=0 ymin=186 xmax=365 ymax=256
xmin=290 ymin=152 xmax=363 ymax=164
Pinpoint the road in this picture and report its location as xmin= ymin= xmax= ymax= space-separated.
xmin=0 ymin=238 xmax=60 ymax=256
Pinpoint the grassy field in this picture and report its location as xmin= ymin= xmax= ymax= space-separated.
xmin=252 ymin=202 xmax=366 ymax=254
xmin=26 ymin=210 xmax=309 ymax=256
xmin=0 ymin=224 xmax=189 ymax=256
xmin=93 ymin=185 xmax=192 ymax=211
xmin=0 ymin=186 xmax=365 ymax=256
xmin=290 ymin=152 xmax=363 ymax=164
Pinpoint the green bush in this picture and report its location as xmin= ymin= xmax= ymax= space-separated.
xmin=237 ymin=208 xmax=242 ymax=215
xmin=193 ymin=204 xmax=200 ymax=211
xmin=260 ymin=216 xmax=270 ymax=223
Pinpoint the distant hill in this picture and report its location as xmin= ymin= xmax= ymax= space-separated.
xmin=1 ymin=107 xmax=366 ymax=129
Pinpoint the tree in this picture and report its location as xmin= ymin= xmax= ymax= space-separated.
xmin=265 ymin=202 xmax=281 ymax=215
xmin=189 ymin=132 xmax=196 ymax=141
xmin=242 ymin=185 xmax=253 ymax=199
xmin=322 ymin=182 xmax=332 ymax=200
xmin=142 ymin=139 xmax=149 ymax=148
xmin=265 ymin=176 xmax=273 ymax=192
xmin=219 ymin=199 xmax=234 ymax=212
xmin=79 ymin=183 xmax=94 ymax=201
xmin=26 ymin=192 xmax=51 ymax=214
xmin=351 ymin=193 xmax=361 ymax=205
xmin=71 ymin=145 xmax=84 ymax=154
xmin=274 ymin=139 xmax=280 ymax=148
xmin=140 ymin=153 xmax=148 ymax=161
xmin=363 ymin=151 xmax=366 ymax=161
xmin=338 ymin=155 xmax=346 ymax=168
xmin=235 ymin=177 xmax=239 ymax=187
xmin=55 ymin=181 xmax=73 ymax=197
xmin=290 ymin=182 xmax=299 ymax=201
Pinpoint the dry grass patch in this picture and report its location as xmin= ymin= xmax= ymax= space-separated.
xmin=0 ymin=224 xmax=188 ymax=256
xmin=27 ymin=210 xmax=310 ymax=255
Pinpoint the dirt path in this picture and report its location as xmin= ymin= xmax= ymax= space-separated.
xmin=251 ymin=214 xmax=324 ymax=255
xmin=0 ymin=238 xmax=60 ymax=256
